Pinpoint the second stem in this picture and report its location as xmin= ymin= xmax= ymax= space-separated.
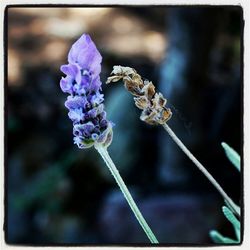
xmin=162 ymin=123 xmax=240 ymax=217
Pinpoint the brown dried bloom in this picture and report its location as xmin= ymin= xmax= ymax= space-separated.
xmin=106 ymin=65 xmax=172 ymax=125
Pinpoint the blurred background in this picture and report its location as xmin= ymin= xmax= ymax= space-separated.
xmin=6 ymin=6 xmax=242 ymax=245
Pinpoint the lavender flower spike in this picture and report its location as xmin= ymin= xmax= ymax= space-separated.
xmin=60 ymin=34 xmax=113 ymax=149
xmin=60 ymin=35 xmax=159 ymax=244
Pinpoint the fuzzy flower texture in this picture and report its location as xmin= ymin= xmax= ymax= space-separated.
xmin=60 ymin=34 xmax=113 ymax=149
xmin=107 ymin=66 xmax=172 ymax=125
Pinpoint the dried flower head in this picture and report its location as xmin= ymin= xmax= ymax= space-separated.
xmin=60 ymin=34 xmax=113 ymax=149
xmin=107 ymin=66 xmax=172 ymax=125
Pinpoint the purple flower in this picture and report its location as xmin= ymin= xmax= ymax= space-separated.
xmin=68 ymin=108 xmax=84 ymax=123
xmin=60 ymin=34 xmax=113 ymax=149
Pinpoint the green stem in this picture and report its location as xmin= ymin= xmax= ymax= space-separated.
xmin=162 ymin=123 xmax=240 ymax=218
xmin=95 ymin=144 xmax=159 ymax=244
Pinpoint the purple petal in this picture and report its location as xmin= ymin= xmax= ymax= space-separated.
xmin=82 ymin=122 xmax=95 ymax=134
xmin=60 ymin=63 xmax=82 ymax=84
xmin=67 ymin=34 xmax=89 ymax=63
xmin=73 ymin=125 xmax=83 ymax=137
xmin=87 ymin=108 xmax=97 ymax=118
xmin=73 ymin=83 xmax=86 ymax=95
xmin=73 ymin=73 xmax=91 ymax=95
xmin=67 ymin=34 xmax=102 ymax=76
xmin=77 ymin=47 xmax=102 ymax=76
xmin=60 ymin=76 xmax=73 ymax=94
xmin=68 ymin=108 xmax=84 ymax=123
xmin=68 ymin=34 xmax=89 ymax=64
xmin=81 ymin=72 xmax=91 ymax=87
xmin=99 ymin=111 xmax=107 ymax=120
xmin=73 ymin=122 xmax=95 ymax=137
xmin=89 ymin=76 xmax=102 ymax=92
xmin=65 ymin=96 xmax=87 ymax=110
xmin=87 ymin=104 xmax=104 ymax=119
xmin=89 ymin=92 xmax=104 ymax=106
xmin=100 ymin=119 xmax=108 ymax=128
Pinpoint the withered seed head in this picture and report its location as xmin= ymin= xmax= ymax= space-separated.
xmin=134 ymin=96 xmax=149 ymax=110
xmin=106 ymin=65 xmax=172 ymax=125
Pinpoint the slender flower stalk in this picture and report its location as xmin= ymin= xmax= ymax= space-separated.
xmin=107 ymin=65 xmax=240 ymax=218
xmin=59 ymin=35 xmax=159 ymax=243
xmin=95 ymin=144 xmax=159 ymax=243
xmin=162 ymin=123 xmax=240 ymax=217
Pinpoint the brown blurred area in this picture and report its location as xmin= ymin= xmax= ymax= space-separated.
xmin=8 ymin=7 xmax=166 ymax=86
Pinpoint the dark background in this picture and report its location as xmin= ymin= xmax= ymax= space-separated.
xmin=6 ymin=6 xmax=242 ymax=245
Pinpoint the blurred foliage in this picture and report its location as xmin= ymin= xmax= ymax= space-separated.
xmin=221 ymin=142 xmax=241 ymax=172
xmin=209 ymin=143 xmax=241 ymax=244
